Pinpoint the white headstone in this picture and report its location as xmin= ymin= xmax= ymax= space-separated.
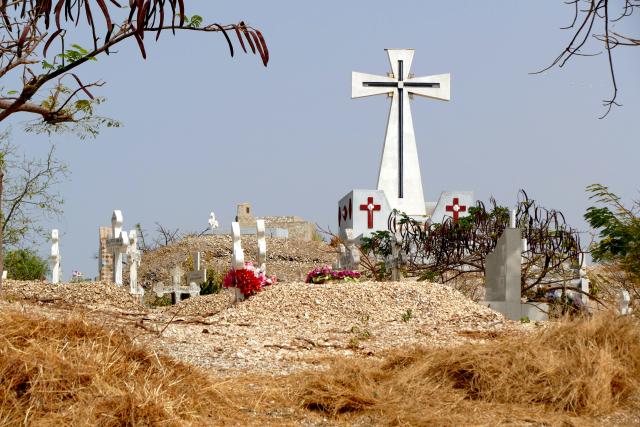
xmin=50 ymin=229 xmax=60 ymax=284
xmin=352 ymin=48 xmax=450 ymax=216
xmin=2 ymin=271 xmax=6 ymax=280
xmin=106 ymin=210 xmax=129 ymax=285
xmin=231 ymin=222 xmax=245 ymax=270
xmin=208 ymin=211 xmax=219 ymax=231
xmin=187 ymin=251 xmax=207 ymax=287
xmin=127 ymin=230 xmax=143 ymax=296
xmin=619 ymin=290 xmax=631 ymax=315
xmin=256 ymin=219 xmax=267 ymax=273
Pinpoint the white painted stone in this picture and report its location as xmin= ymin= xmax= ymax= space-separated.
xmin=579 ymin=253 xmax=590 ymax=306
xmin=231 ymin=222 xmax=245 ymax=270
xmin=106 ymin=210 xmax=129 ymax=286
xmin=429 ymin=191 xmax=475 ymax=225
xmin=352 ymin=50 xmax=450 ymax=216
xmin=256 ymin=219 xmax=267 ymax=273
xmin=620 ymin=290 xmax=631 ymax=315
xmin=338 ymin=189 xmax=392 ymax=240
xmin=2 ymin=271 xmax=6 ymax=280
xmin=127 ymin=230 xmax=143 ymax=296
xmin=209 ymin=211 xmax=219 ymax=231
xmin=50 ymin=229 xmax=60 ymax=284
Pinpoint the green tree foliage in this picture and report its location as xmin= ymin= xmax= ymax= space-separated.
xmin=585 ymin=184 xmax=640 ymax=281
xmin=4 ymin=249 xmax=48 ymax=280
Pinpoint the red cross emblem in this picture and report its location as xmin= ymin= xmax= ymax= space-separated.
xmin=445 ymin=197 xmax=467 ymax=223
xmin=359 ymin=196 xmax=381 ymax=229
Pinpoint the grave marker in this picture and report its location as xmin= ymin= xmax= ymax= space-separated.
xmin=209 ymin=211 xmax=219 ymax=231
xmin=231 ymin=221 xmax=245 ymax=270
xmin=483 ymin=220 xmax=548 ymax=321
xmin=127 ymin=230 xmax=143 ymax=297
xmin=50 ymin=229 xmax=60 ymax=284
xmin=257 ymin=219 xmax=267 ymax=273
xmin=105 ymin=210 xmax=129 ymax=285
xmin=187 ymin=251 xmax=207 ymax=287
xmin=620 ymin=290 xmax=631 ymax=315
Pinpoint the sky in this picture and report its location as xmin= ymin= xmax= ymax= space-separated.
xmin=4 ymin=1 xmax=639 ymax=280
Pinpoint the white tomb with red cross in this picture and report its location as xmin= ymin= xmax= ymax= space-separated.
xmin=338 ymin=190 xmax=392 ymax=239
xmin=428 ymin=191 xmax=475 ymax=225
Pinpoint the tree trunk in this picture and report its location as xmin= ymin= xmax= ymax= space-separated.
xmin=0 ymin=170 xmax=4 ymax=293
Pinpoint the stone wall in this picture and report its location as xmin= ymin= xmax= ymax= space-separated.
xmin=98 ymin=226 xmax=113 ymax=282
xmin=261 ymin=216 xmax=317 ymax=241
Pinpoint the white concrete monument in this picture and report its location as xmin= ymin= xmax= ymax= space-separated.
xmin=49 ymin=229 xmax=60 ymax=284
xmin=127 ymin=230 xmax=143 ymax=297
xmin=231 ymin=221 xmax=245 ymax=270
xmin=256 ymin=219 xmax=267 ymax=273
xmin=340 ymin=48 xmax=473 ymax=240
xmin=352 ymin=48 xmax=450 ymax=216
xmin=106 ymin=210 xmax=129 ymax=285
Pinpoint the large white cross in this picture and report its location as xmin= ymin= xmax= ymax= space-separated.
xmin=352 ymin=48 xmax=450 ymax=216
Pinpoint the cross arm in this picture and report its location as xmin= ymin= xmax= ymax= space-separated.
xmin=352 ymin=72 xmax=396 ymax=99
xmin=405 ymin=73 xmax=451 ymax=101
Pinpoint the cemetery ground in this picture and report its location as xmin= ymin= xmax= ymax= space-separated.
xmin=0 ymin=236 xmax=639 ymax=425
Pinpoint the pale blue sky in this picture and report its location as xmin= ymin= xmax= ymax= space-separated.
xmin=5 ymin=1 xmax=639 ymax=279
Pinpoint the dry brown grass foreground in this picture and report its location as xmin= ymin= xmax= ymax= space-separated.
xmin=1 ymin=309 xmax=639 ymax=426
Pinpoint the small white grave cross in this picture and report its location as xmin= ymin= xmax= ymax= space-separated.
xmin=187 ymin=251 xmax=206 ymax=289
xmin=256 ymin=219 xmax=267 ymax=273
xmin=231 ymin=221 xmax=245 ymax=270
xmin=106 ymin=210 xmax=129 ymax=285
xmin=620 ymin=290 xmax=631 ymax=315
xmin=50 ymin=229 xmax=60 ymax=284
xmin=127 ymin=230 xmax=143 ymax=296
xmin=209 ymin=211 xmax=219 ymax=232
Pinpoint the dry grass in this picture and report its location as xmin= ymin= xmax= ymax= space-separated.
xmin=298 ymin=312 xmax=640 ymax=425
xmin=1 ymin=307 xmax=639 ymax=426
xmin=0 ymin=309 xmax=285 ymax=426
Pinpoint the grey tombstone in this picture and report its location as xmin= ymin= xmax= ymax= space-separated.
xmin=482 ymin=217 xmax=548 ymax=321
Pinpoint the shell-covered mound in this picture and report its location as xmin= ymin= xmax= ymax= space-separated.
xmin=139 ymin=235 xmax=335 ymax=286
xmin=158 ymin=281 xmax=522 ymax=374
xmin=1 ymin=280 xmax=145 ymax=311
